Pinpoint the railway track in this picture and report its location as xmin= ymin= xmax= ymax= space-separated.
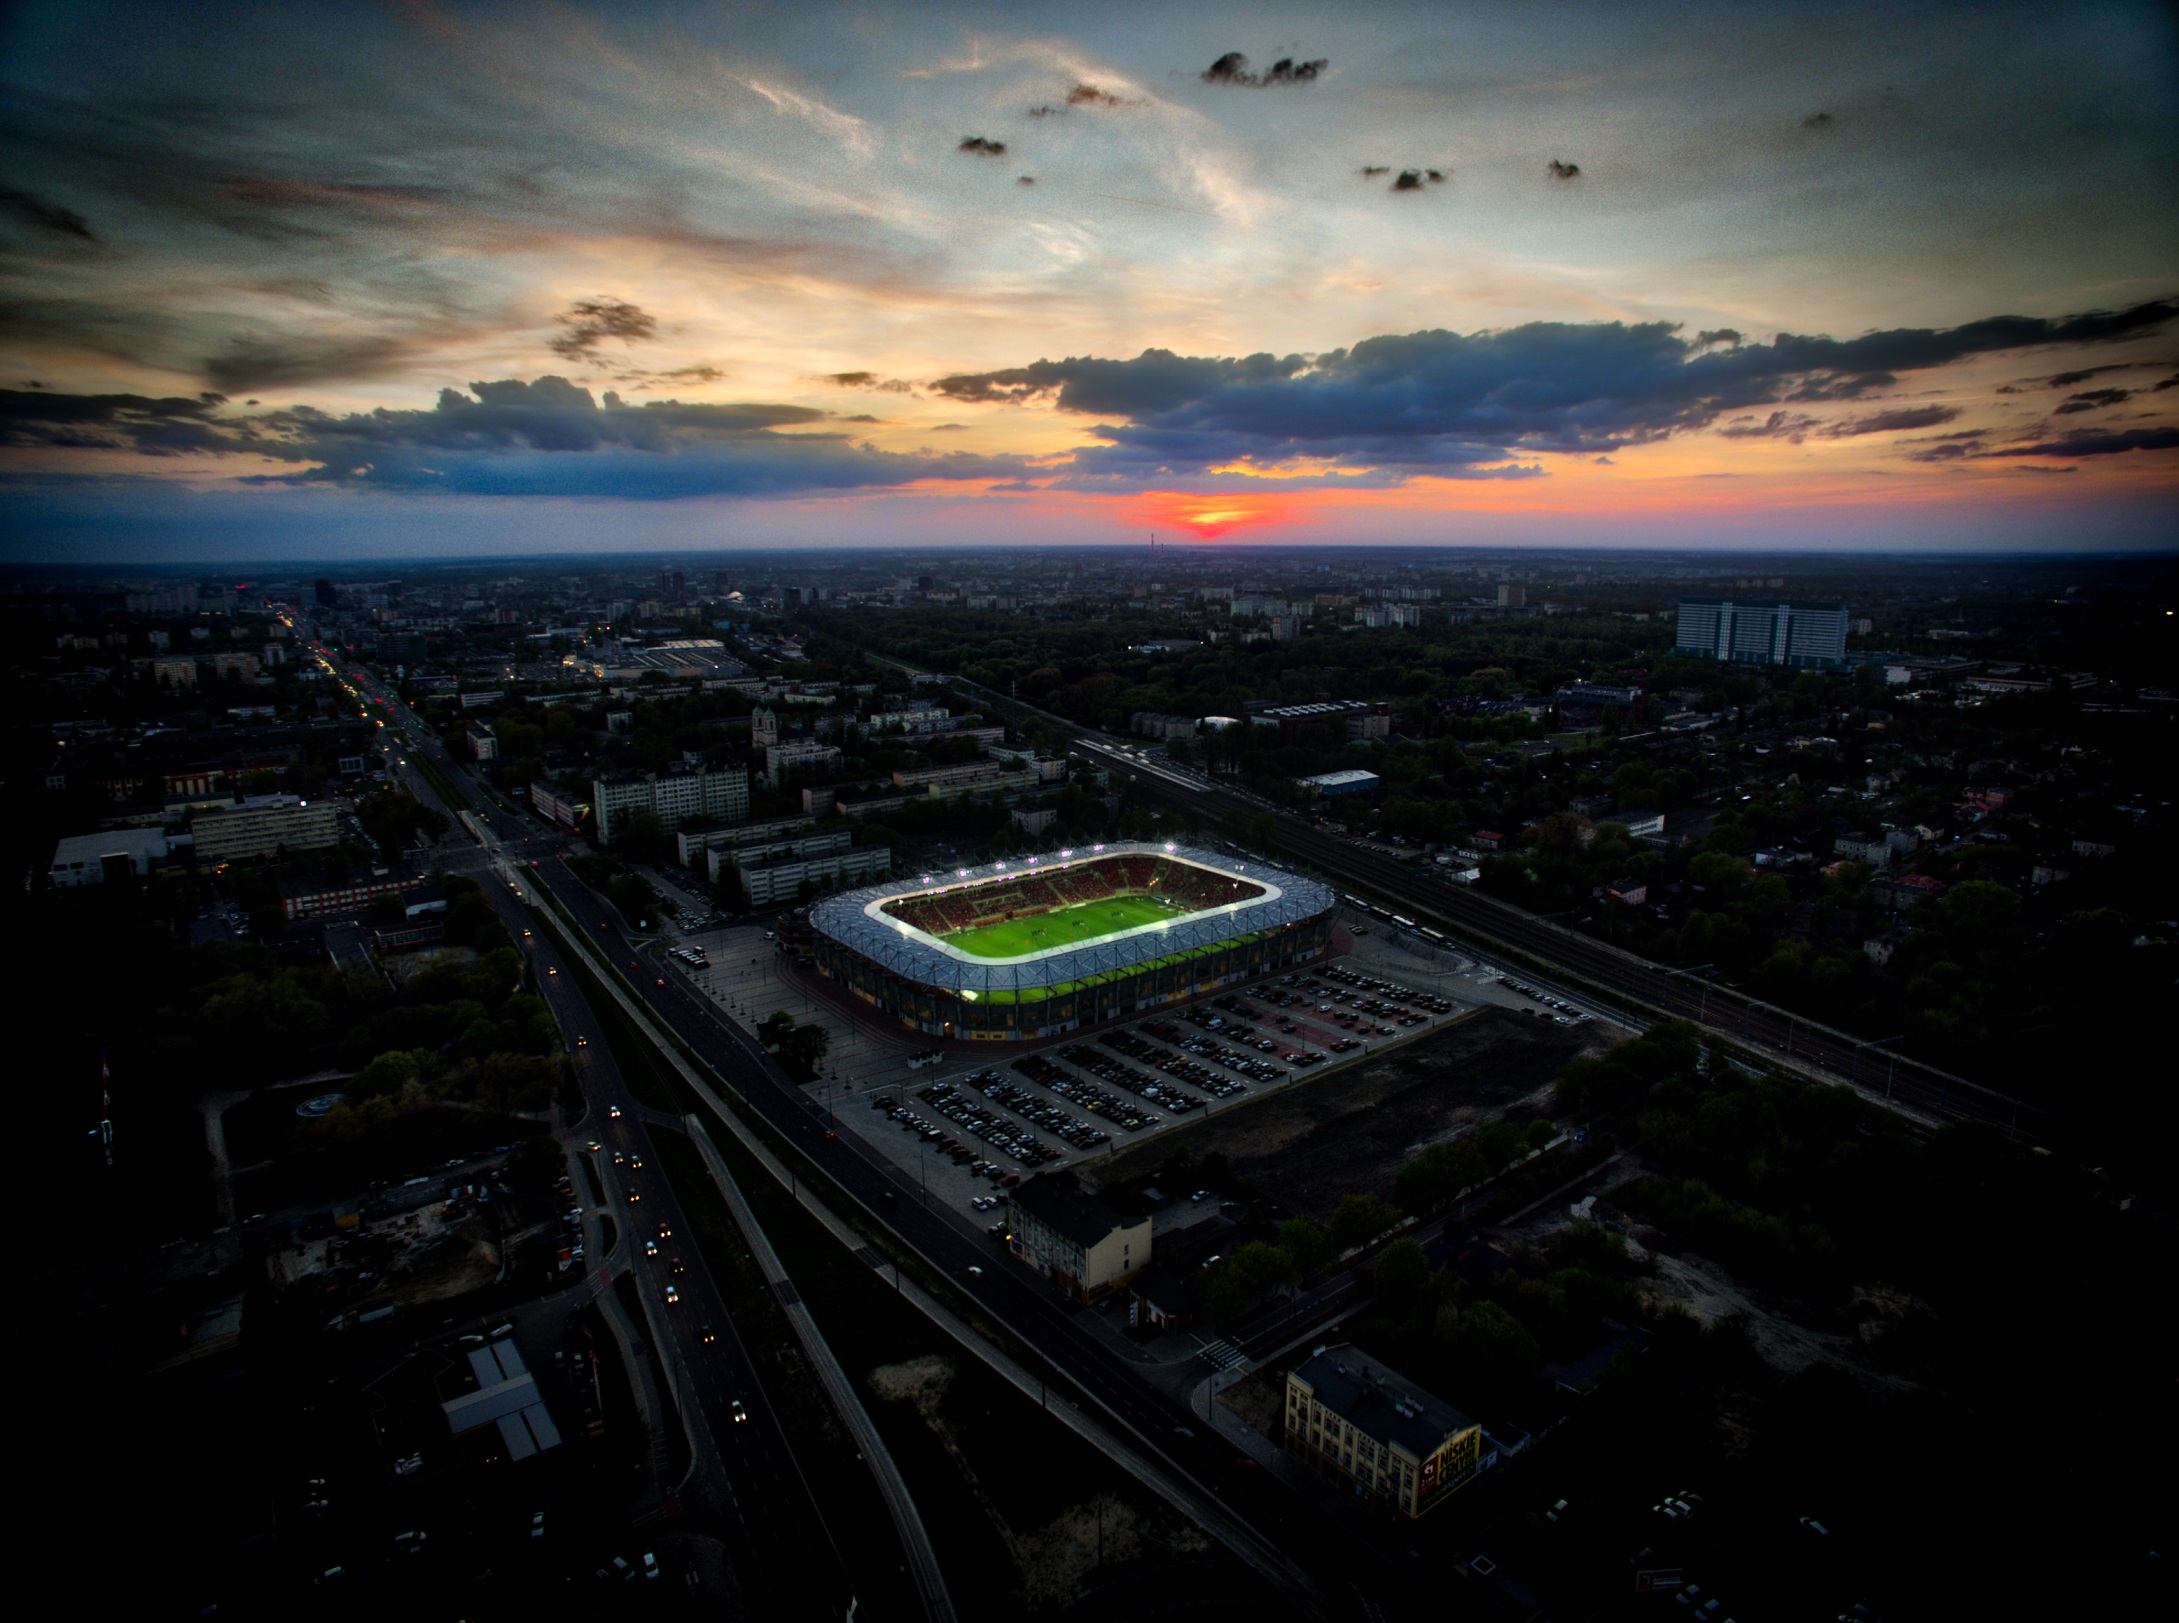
xmin=1070 ymin=738 xmax=2056 ymax=1143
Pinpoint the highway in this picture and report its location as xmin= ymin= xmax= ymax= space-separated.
xmin=311 ymin=643 xmax=862 ymax=1616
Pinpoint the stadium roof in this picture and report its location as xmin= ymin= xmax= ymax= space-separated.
xmin=810 ymin=841 xmax=1334 ymax=997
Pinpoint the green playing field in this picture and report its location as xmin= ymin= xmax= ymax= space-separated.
xmin=941 ymin=893 xmax=1190 ymax=958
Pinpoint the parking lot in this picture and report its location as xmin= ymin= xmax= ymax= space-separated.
xmin=836 ymin=911 xmax=1616 ymax=1219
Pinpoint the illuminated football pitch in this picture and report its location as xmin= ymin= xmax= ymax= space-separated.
xmin=939 ymin=893 xmax=1199 ymax=958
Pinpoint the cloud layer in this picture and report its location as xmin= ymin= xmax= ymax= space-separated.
xmin=0 ymin=375 xmax=1026 ymax=498
xmin=930 ymin=300 xmax=2178 ymax=479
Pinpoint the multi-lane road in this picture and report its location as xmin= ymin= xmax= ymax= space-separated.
xmin=317 ymin=648 xmax=860 ymax=1614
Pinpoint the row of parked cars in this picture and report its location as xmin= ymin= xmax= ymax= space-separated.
xmin=875 ymin=1084 xmax=1047 ymax=1176
xmin=1495 ymin=975 xmax=1593 ymax=1022
xmin=1059 ymin=1043 xmax=1202 ymax=1115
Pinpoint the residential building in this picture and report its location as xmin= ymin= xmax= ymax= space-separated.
xmin=1674 ymin=598 xmax=1850 ymax=669
xmin=678 ymin=814 xmax=818 ymax=867
xmin=1269 ymin=615 xmax=1304 ymax=642
xmin=764 ymin=740 xmax=843 ymax=786
xmin=1130 ymin=711 xmax=1199 ymax=741
xmin=1284 ymin=1344 xmax=1482 ymax=1518
xmin=190 ymin=794 xmax=341 ymax=864
xmin=278 ymin=865 xmax=425 ymax=921
xmin=591 ymin=765 xmax=749 ymax=843
xmin=859 ymin=704 xmax=951 ymax=736
xmin=702 ymin=826 xmax=851 ymax=885
xmin=1007 ymin=1172 xmax=1151 ymax=1303
xmin=530 ymin=780 xmax=588 ymax=830
xmin=724 ymin=843 xmax=891 ymax=908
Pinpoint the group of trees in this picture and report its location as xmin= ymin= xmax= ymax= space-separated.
xmin=756 ymin=1010 xmax=830 ymax=1081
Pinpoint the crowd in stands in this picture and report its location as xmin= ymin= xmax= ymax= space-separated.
xmin=881 ymin=853 xmax=1264 ymax=939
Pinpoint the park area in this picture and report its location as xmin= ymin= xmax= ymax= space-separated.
xmin=940 ymin=893 xmax=1188 ymax=957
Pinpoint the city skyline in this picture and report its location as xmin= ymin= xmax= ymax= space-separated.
xmin=2 ymin=0 xmax=2175 ymax=558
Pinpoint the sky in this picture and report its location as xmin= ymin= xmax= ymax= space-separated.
xmin=1 ymin=0 xmax=2175 ymax=560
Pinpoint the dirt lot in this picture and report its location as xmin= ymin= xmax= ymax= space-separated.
xmin=1082 ymin=1006 xmax=1619 ymax=1221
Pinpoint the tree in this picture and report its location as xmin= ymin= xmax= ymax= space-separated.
xmin=1199 ymin=1240 xmax=1297 ymax=1324
xmin=1328 ymin=1192 xmax=1401 ymax=1251
xmin=1277 ymin=1216 xmax=1335 ymax=1278
xmin=758 ymin=1010 xmax=830 ymax=1081
xmin=1372 ymin=1236 xmax=1432 ymax=1316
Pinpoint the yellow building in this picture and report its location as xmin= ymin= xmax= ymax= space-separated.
xmin=1284 ymin=1344 xmax=1481 ymax=1517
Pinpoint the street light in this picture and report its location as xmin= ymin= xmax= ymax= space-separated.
xmin=1856 ymin=1033 xmax=1907 ymax=1099
xmin=1662 ymin=963 xmax=1717 ymax=1023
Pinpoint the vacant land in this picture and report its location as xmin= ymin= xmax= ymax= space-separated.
xmin=1084 ymin=1007 xmax=1618 ymax=1221
xmin=941 ymin=893 xmax=1184 ymax=957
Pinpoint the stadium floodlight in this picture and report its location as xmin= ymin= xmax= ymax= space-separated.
xmin=1059 ymin=848 xmax=1073 ymax=859
xmin=1165 ymin=842 xmax=1177 ymax=852
xmin=1093 ymin=843 xmax=1104 ymax=852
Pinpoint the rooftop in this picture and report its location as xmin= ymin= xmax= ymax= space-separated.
xmin=1292 ymin=1343 xmax=1475 ymax=1459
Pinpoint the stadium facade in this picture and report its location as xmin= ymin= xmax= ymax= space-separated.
xmin=808 ymin=842 xmax=1336 ymax=1041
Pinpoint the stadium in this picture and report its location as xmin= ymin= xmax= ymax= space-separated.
xmin=808 ymin=842 xmax=1337 ymax=1041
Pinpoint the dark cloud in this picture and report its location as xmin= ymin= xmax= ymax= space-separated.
xmin=1696 ymin=330 xmax=1743 ymax=349
xmin=928 ymin=297 xmax=2178 ymax=480
xmin=203 ymin=333 xmax=423 ymax=394
xmin=1017 ymin=175 xmax=1036 ymax=186
xmin=958 ymin=137 xmax=1008 ymax=157
xmin=1393 ymin=170 xmax=1424 ymax=191
xmin=634 ymin=365 xmax=726 ymax=388
xmin=2052 ymin=387 xmax=2132 ymax=414
xmin=1717 ymin=410 xmax=1819 ymax=440
xmin=548 ymin=297 xmax=657 ymax=361
xmin=823 ymin=371 xmax=914 ymax=394
xmin=1803 ymin=112 xmax=1836 ymax=129
xmin=2156 ymin=374 xmax=2179 ymax=393
xmin=1200 ymin=53 xmax=1326 ymax=87
xmin=0 ymin=374 xmax=1029 ymax=498
xmin=1028 ymin=105 xmax=1064 ymax=119
xmin=0 ymin=387 xmax=230 ymax=456
xmin=841 ymin=413 xmax=879 ymax=423
xmin=2046 ymin=365 xmax=2126 ymax=387
xmin=1820 ymin=405 xmax=1963 ymax=436
xmin=0 ymin=185 xmax=95 ymax=241
xmin=1908 ymin=424 xmax=2179 ymax=461
xmin=1426 ymin=170 xmax=1446 ymax=183
xmin=1948 ymin=426 xmax=2179 ymax=460
xmin=1067 ymin=84 xmax=1122 ymax=107
xmin=1359 ymin=166 xmax=1389 ymax=179
xmin=1547 ymin=160 xmax=1581 ymax=180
